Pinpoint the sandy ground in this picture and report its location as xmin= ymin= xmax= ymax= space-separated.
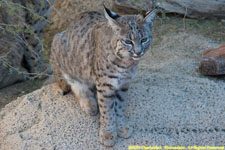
xmin=0 ymin=32 xmax=225 ymax=149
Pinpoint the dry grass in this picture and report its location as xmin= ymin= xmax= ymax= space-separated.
xmin=153 ymin=16 xmax=225 ymax=46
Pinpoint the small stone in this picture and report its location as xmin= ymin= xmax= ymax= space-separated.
xmin=199 ymin=44 xmax=225 ymax=75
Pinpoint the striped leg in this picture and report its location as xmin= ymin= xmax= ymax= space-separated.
xmin=115 ymin=86 xmax=133 ymax=138
xmin=97 ymin=82 xmax=117 ymax=147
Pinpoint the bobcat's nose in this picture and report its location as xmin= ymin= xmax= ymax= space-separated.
xmin=134 ymin=51 xmax=141 ymax=55
xmin=134 ymin=45 xmax=142 ymax=56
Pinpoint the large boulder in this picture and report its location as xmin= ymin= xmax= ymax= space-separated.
xmin=1 ymin=32 xmax=225 ymax=149
xmin=0 ymin=34 xmax=27 ymax=89
xmin=0 ymin=0 xmax=52 ymax=88
xmin=158 ymin=0 xmax=225 ymax=19
xmin=113 ymin=0 xmax=225 ymax=18
xmin=0 ymin=1 xmax=26 ymax=89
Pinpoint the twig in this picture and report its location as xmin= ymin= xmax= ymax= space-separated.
xmin=0 ymin=26 xmax=41 ymax=61
xmin=145 ymin=0 xmax=151 ymax=11
xmin=183 ymin=6 xmax=188 ymax=30
xmin=0 ymin=51 xmax=11 ymax=60
xmin=45 ymin=0 xmax=62 ymax=16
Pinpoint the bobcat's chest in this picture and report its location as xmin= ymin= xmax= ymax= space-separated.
xmin=108 ymin=66 xmax=138 ymax=89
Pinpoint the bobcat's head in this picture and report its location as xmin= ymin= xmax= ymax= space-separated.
xmin=104 ymin=6 xmax=156 ymax=60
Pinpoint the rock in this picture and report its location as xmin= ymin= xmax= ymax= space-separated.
xmin=19 ymin=0 xmax=52 ymax=73
xmin=113 ymin=0 xmax=225 ymax=18
xmin=1 ymin=33 xmax=225 ymax=149
xmin=0 ymin=0 xmax=52 ymax=88
xmin=113 ymin=0 xmax=149 ymax=14
xmin=0 ymin=2 xmax=27 ymax=89
xmin=199 ymin=44 xmax=225 ymax=75
xmin=0 ymin=34 xmax=27 ymax=89
xmin=158 ymin=0 xmax=225 ymax=19
xmin=43 ymin=0 xmax=113 ymax=48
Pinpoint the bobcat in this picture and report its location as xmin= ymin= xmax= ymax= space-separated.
xmin=50 ymin=6 xmax=156 ymax=146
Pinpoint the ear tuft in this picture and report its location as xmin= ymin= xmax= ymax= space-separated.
xmin=103 ymin=5 xmax=120 ymax=20
xmin=103 ymin=5 xmax=121 ymax=31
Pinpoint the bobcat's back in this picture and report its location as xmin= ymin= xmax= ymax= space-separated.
xmin=50 ymin=12 xmax=105 ymax=83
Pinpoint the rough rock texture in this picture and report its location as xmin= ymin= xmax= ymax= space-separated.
xmin=159 ymin=0 xmax=225 ymax=19
xmin=0 ymin=1 xmax=27 ymax=89
xmin=1 ymin=32 xmax=225 ymax=149
xmin=113 ymin=0 xmax=225 ymax=18
xmin=43 ymin=0 xmax=113 ymax=48
xmin=113 ymin=0 xmax=149 ymax=14
xmin=0 ymin=0 xmax=52 ymax=88
xmin=0 ymin=34 xmax=27 ymax=89
xmin=200 ymin=44 xmax=225 ymax=75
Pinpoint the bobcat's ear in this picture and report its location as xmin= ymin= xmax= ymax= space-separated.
xmin=143 ymin=9 xmax=157 ymax=26
xmin=103 ymin=5 xmax=121 ymax=31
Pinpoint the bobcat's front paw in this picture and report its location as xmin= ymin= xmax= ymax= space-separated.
xmin=118 ymin=124 xmax=133 ymax=139
xmin=117 ymin=118 xmax=133 ymax=138
xmin=99 ymin=128 xmax=117 ymax=147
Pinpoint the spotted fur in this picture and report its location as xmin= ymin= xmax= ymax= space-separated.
xmin=50 ymin=7 xmax=156 ymax=146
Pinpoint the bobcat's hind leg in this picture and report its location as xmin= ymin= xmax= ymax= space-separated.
xmin=52 ymin=66 xmax=71 ymax=95
xmin=56 ymin=77 xmax=71 ymax=95
xmin=63 ymin=74 xmax=98 ymax=116
xmin=73 ymin=82 xmax=98 ymax=116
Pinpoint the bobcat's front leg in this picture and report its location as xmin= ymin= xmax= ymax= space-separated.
xmin=97 ymin=81 xmax=117 ymax=147
xmin=115 ymin=85 xmax=133 ymax=139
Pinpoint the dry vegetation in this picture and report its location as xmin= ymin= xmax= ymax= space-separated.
xmin=153 ymin=16 xmax=225 ymax=46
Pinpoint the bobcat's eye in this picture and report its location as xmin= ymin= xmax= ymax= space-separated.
xmin=141 ymin=37 xmax=148 ymax=43
xmin=124 ymin=40 xmax=133 ymax=45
